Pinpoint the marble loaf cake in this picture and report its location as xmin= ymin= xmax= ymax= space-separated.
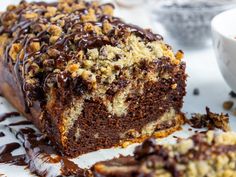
xmin=0 ymin=0 xmax=186 ymax=157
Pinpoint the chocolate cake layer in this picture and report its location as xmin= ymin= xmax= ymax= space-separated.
xmin=0 ymin=0 xmax=186 ymax=157
xmin=92 ymin=131 xmax=236 ymax=177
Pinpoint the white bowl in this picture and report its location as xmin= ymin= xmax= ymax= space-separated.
xmin=212 ymin=8 xmax=236 ymax=92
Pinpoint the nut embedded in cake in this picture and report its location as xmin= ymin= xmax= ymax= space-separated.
xmin=0 ymin=0 xmax=186 ymax=157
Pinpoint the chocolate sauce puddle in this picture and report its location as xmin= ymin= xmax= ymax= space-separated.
xmin=0 ymin=142 xmax=20 ymax=155
xmin=0 ymin=112 xmax=20 ymax=123
xmin=19 ymin=127 xmax=85 ymax=176
xmin=0 ymin=112 xmax=86 ymax=176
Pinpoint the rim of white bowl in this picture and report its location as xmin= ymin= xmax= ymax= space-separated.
xmin=211 ymin=8 xmax=236 ymax=42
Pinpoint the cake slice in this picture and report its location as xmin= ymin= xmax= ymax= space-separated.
xmin=92 ymin=131 xmax=236 ymax=177
xmin=0 ymin=0 xmax=186 ymax=157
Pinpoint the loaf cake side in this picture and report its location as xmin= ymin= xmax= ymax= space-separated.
xmin=92 ymin=131 xmax=236 ymax=177
xmin=0 ymin=0 xmax=186 ymax=157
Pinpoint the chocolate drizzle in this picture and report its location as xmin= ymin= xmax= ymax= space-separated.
xmin=0 ymin=112 xmax=20 ymax=122
xmin=0 ymin=142 xmax=26 ymax=166
xmin=8 ymin=120 xmax=32 ymax=126
xmin=0 ymin=0 xmax=163 ymax=113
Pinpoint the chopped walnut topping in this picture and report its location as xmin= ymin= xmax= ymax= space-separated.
xmin=45 ymin=7 xmax=57 ymax=18
xmin=81 ymin=8 xmax=97 ymax=22
xmin=67 ymin=64 xmax=79 ymax=73
xmin=101 ymin=5 xmax=114 ymax=15
xmin=58 ymin=2 xmax=72 ymax=13
xmin=175 ymin=50 xmax=184 ymax=61
xmin=28 ymin=63 xmax=40 ymax=77
xmin=84 ymin=23 xmax=95 ymax=32
xmin=72 ymin=3 xmax=86 ymax=11
xmin=47 ymin=48 xmax=60 ymax=58
xmin=9 ymin=43 xmax=22 ymax=61
xmin=1 ymin=12 xmax=17 ymax=26
xmin=76 ymin=50 xmax=85 ymax=61
xmin=81 ymin=70 xmax=92 ymax=80
xmin=0 ymin=34 xmax=9 ymax=57
xmin=103 ymin=20 xmax=113 ymax=33
xmin=83 ymin=60 xmax=94 ymax=68
xmin=29 ymin=42 xmax=41 ymax=53
xmin=24 ymin=12 xmax=38 ymax=19
xmin=50 ymin=14 xmax=65 ymax=22
xmin=48 ymin=25 xmax=62 ymax=43
xmin=48 ymin=25 xmax=62 ymax=35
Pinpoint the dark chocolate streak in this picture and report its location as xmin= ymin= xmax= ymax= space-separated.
xmin=0 ymin=1 xmax=162 ymax=113
xmin=0 ymin=112 xmax=20 ymax=122
xmin=0 ymin=142 xmax=20 ymax=155
xmin=0 ymin=142 xmax=26 ymax=166
xmin=8 ymin=120 xmax=32 ymax=126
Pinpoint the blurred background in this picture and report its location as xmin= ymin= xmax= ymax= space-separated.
xmin=1 ymin=0 xmax=236 ymax=49
xmin=110 ymin=0 xmax=236 ymax=49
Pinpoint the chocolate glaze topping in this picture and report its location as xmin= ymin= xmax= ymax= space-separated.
xmin=0 ymin=0 xmax=163 ymax=112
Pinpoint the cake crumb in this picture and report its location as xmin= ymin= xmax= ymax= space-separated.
xmin=229 ymin=91 xmax=236 ymax=98
xmin=175 ymin=50 xmax=184 ymax=60
xmin=193 ymin=88 xmax=200 ymax=96
xmin=187 ymin=107 xmax=230 ymax=132
xmin=223 ymin=101 xmax=234 ymax=110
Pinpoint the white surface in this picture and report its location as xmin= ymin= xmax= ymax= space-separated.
xmin=212 ymin=8 xmax=236 ymax=92
xmin=0 ymin=1 xmax=235 ymax=177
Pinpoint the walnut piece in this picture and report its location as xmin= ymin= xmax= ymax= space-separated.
xmin=24 ymin=12 xmax=38 ymax=19
xmin=101 ymin=5 xmax=114 ymax=16
xmin=103 ymin=20 xmax=113 ymax=34
xmin=48 ymin=25 xmax=62 ymax=43
xmin=45 ymin=7 xmax=57 ymax=18
xmin=29 ymin=42 xmax=41 ymax=53
xmin=81 ymin=8 xmax=97 ymax=22
xmin=9 ymin=43 xmax=22 ymax=61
